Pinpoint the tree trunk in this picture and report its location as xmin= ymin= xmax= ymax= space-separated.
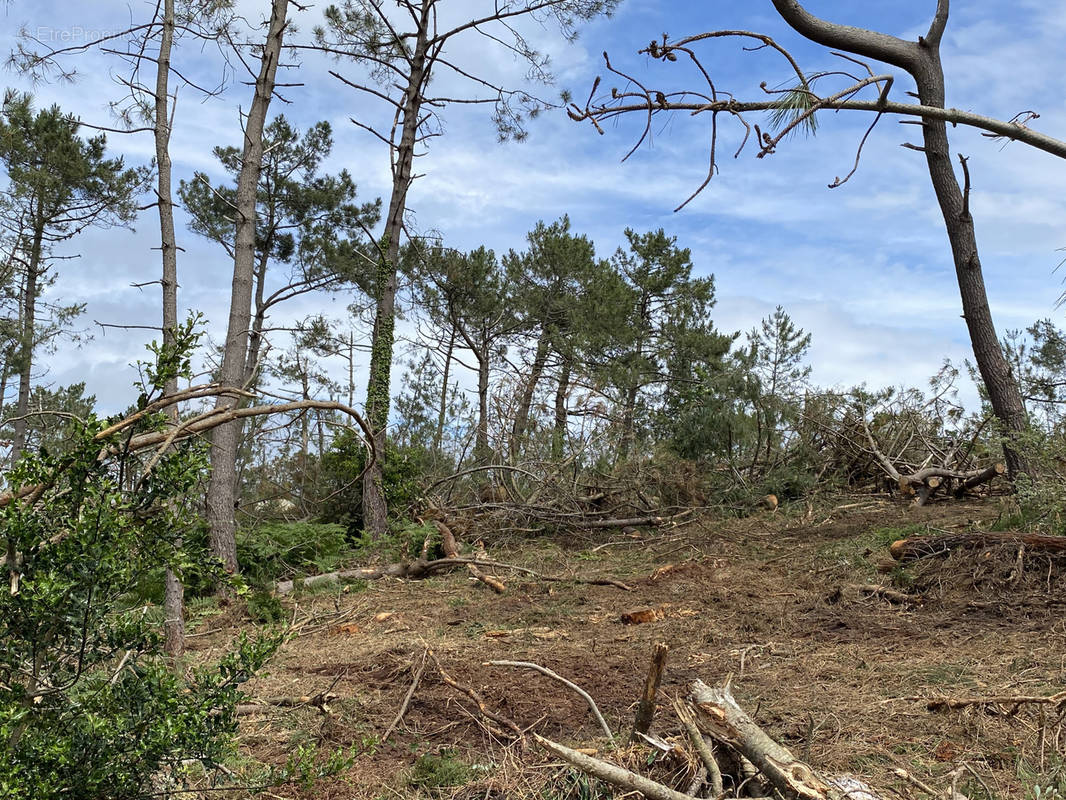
xmin=434 ymin=325 xmax=456 ymax=453
xmin=361 ymin=4 xmax=430 ymax=537
xmin=475 ymin=340 xmax=492 ymax=465
xmin=552 ymin=359 xmax=571 ymax=460
xmin=510 ymin=331 xmax=550 ymax=459
xmin=155 ymin=0 xmax=185 ymax=662
xmin=205 ymin=0 xmax=289 ymax=575
xmin=910 ymin=54 xmax=1028 ymax=474
xmin=618 ymin=383 xmax=638 ymax=461
xmin=10 ymin=218 xmax=44 ymax=466
xmin=769 ymin=0 xmax=1029 ymax=475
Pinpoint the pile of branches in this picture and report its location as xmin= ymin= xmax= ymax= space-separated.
xmin=535 ymin=680 xmax=938 ymax=800
xmin=421 ymin=460 xmax=700 ymax=538
xmin=798 ymin=386 xmax=1006 ymax=505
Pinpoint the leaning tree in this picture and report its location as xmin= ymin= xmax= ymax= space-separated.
xmin=568 ymin=0 xmax=1066 ymax=476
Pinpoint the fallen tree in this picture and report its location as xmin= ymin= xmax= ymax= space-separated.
xmin=889 ymin=531 xmax=1066 ymax=562
xmin=275 ymin=557 xmax=633 ymax=596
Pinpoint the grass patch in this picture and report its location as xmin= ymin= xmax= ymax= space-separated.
xmin=818 ymin=524 xmax=932 ymax=573
xmin=408 ymin=750 xmax=472 ymax=790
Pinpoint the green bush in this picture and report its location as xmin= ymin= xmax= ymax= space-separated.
xmin=237 ymin=521 xmax=352 ymax=588
xmin=408 ymin=750 xmax=472 ymax=790
xmin=0 ymin=324 xmax=281 ymax=799
xmin=317 ymin=431 xmax=430 ymax=536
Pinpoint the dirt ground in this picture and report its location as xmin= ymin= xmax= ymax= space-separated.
xmin=189 ymin=497 xmax=1066 ymax=799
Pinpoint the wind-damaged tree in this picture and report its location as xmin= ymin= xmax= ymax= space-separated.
xmin=568 ymin=1 xmax=1066 ymax=476
xmin=184 ymin=114 xmax=377 ymax=577
xmin=313 ymin=0 xmax=618 ymax=536
xmin=0 ymin=93 xmax=146 ymax=467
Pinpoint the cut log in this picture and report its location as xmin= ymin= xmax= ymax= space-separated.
xmin=889 ymin=531 xmax=1066 ymax=562
xmin=689 ymin=681 xmax=886 ymax=800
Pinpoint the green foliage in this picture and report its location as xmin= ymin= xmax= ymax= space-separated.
xmin=0 ymin=328 xmax=280 ymax=799
xmin=246 ymin=590 xmax=286 ymax=624
xmin=317 ymin=430 xmax=429 ymax=535
xmin=353 ymin=520 xmax=439 ymax=563
xmin=408 ymin=750 xmax=472 ymax=790
xmin=236 ymin=521 xmax=351 ymax=588
xmin=178 ymin=115 xmax=380 ymax=297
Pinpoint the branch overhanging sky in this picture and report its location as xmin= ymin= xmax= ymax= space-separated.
xmin=2 ymin=0 xmax=1065 ymax=415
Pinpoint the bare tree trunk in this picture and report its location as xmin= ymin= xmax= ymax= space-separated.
xmin=770 ymin=0 xmax=1028 ymax=474
xmin=362 ymin=2 xmax=430 ymax=537
xmin=475 ymin=341 xmax=491 ymax=465
xmin=552 ymin=359 xmax=571 ymax=460
xmin=10 ymin=219 xmax=43 ymax=466
xmin=205 ymin=0 xmax=289 ymax=575
xmin=435 ymin=326 xmax=456 ymax=453
xmin=510 ymin=332 xmax=550 ymax=459
xmin=154 ymin=0 xmax=185 ymax=661
xmin=618 ymin=383 xmax=638 ymax=461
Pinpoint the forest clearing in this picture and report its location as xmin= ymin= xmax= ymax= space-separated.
xmin=186 ymin=499 xmax=1066 ymax=800
xmin=2 ymin=1 xmax=1066 ymax=798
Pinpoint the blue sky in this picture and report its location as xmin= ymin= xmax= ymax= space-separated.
xmin=2 ymin=0 xmax=1065 ymax=414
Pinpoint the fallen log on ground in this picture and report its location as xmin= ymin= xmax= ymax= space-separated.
xmin=888 ymin=531 xmax=1066 ymax=562
xmin=275 ymin=557 xmax=633 ymax=595
xmin=434 ymin=520 xmax=506 ymax=593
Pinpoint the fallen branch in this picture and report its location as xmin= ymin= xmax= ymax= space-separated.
xmin=827 ymin=584 xmax=921 ymax=605
xmin=275 ymin=557 xmax=632 ymax=596
xmin=533 ymin=734 xmax=695 ymax=800
xmin=674 ymin=698 xmax=724 ymax=798
xmin=1 ymin=388 xmax=375 ymax=570
xmin=382 ymin=648 xmax=428 ymax=742
xmin=926 ymin=689 xmax=1066 ymax=712
xmin=432 ymin=654 xmax=523 ymax=742
xmin=690 ymin=680 xmax=889 ymax=800
xmin=889 ymin=531 xmax=1066 ymax=562
xmin=435 ymin=520 xmax=505 ymax=594
xmin=486 ymin=660 xmax=614 ymax=743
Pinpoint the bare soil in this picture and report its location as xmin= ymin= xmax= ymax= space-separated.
xmin=188 ymin=498 xmax=1066 ymax=799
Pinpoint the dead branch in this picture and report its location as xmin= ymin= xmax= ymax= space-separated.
xmin=926 ymin=690 xmax=1066 ymax=712
xmin=674 ymin=699 xmax=724 ymax=798
xmin=827 ymin=584 xmax=921 ymax=605
xmin=275 ymin=557 xmax=633 ymax=596
xmin=436 ymin=520 xmax=506 ymax=594
xmin=382 ymin=648 xmax=428 ymax=742
xmin=486 ymin=660 xmax=614 ymax=743
xmin=690 ymin=680 xmax=888 ymax=800
xmin=533 ymin=734 xmax=696 ymax=800
xmin=432 ymin=653 xmax=523 ymax=742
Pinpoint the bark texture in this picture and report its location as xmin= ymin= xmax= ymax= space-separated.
xmin=361 ymin=1 xmax=431 ymax=536
xmin=205 ymin=0 xmax=290 ymax=574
